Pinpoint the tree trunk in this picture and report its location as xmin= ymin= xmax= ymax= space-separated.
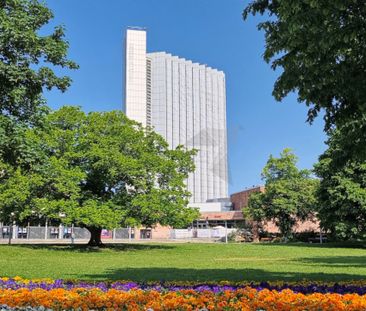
xmin=87 ymin=227 xmax=103 ymax=247
xmin=8 ymin=224 xmax=12 ymax=245
xmin=252 ymin=221 xmax=260 ymax=243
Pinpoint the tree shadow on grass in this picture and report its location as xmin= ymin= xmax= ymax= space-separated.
xmin=80 ymin=267 xmax=366 ymax=283
xmin=297 ymin=256 xmax=366 ymax=268
xmin=257 ymin=242 xmax=366 ymax=249
xmin=1 ymin=243 xmax=176 ymax=253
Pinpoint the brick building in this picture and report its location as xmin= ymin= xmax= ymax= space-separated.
xmin=230 ymin=186 xmax=265 ymax=211
xmin=230 ymin=186 xmax=319 ymax=239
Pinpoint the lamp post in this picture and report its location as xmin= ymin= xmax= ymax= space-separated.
xmin=29 ymin=210 xmax=37 ymax=240
xmin=58 ymin=213 xmax=66 ymax=240
xmin=71 ymin=223 xmax=75 ymax=244
xmin=128 ymin=226 xmax=131 ymax=243
xmin=224 ymin=220 xmax=228 ymax=244
xmin=8 ymin=212 xmax=15 ymax=245
xmin=44 ymin=217 xmax=48 ymax=240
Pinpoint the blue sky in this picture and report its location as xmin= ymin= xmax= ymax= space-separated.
xmin=43 ymin=0 xmax=326 ymax=194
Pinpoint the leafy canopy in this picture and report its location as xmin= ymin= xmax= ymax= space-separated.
xmin=0 ymin=0 xmax=77 ymax=122
xmin=0 ymin=0 xmax=77 ymax=190
xmin=243 ymin=0 xmax=366 ymax=131
xmin=0 ymin=107 xmax=199 ymax=242
xmin=314 ymin=119 xmax=366 ymax=240
xmin=247 ymin=149 xmax=318 ymax=239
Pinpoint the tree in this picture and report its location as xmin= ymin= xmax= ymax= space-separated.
xmin=0 ymin=158 xmax=83 ymax=227
xmin=0 ymin=1 xmax=78 ymax=222
xmin=0 ymin=0 xmax=77 ymax=123
xmin=243 ymin=0 xmax=366 ymax=241
xmin=242 ymin=191 xmax=266 ymax=242
xmin=0 ymin=0 xmax=77 ymax=203
xmin=0 ymin=116 xmax=85 ymax=230
xmin=0 ymin=107 xmax=199 ymax=246
xmin=0 ymin=113 xmax=58 ymax=229
xmin=243 ymin=1 xmax=366 ymax=132
xmin=314 ymin=120 xmax=366 ymax=240
xmin=247 ymin=149 xmax=318 ymax=240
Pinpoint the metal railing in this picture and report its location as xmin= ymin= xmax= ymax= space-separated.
xmin=170 ymin=228 xmax=237 ymax=239
xmin=0 ymin=225 xmax=130 ymax=241
xmin=0 ymin=225 xmax=236 ymax=242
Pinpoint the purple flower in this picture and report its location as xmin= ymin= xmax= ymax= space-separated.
xmin=1 ymin=277 xmax=366 ymax=295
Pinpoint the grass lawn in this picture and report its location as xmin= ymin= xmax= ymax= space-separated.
xmin=0 ymin=243 xmax=366 ymax=282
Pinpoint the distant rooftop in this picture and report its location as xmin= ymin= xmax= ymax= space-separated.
xmin=127 ymin=26 xmax=146 ymax=31
xmin=147 ymin=51 xmax=224 ymax=74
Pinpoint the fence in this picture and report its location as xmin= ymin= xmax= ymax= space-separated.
xmin=0 ymin=225 xmax=130 ymax=241
xmin=170 ymin=228 xmax=237 ymax=240
xmin=0 ymin=225 xmax=236 ymax=241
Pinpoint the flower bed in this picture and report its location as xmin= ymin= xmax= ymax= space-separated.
xmin=1 ymin=277 xmax=366 ymax=310
xmin=2 ymin=277 xmax=366 ymax=295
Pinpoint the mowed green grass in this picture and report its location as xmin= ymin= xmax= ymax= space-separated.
xmin=0 ymin=243 xmax=366 ymax=282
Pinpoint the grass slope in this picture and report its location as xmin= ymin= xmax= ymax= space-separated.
xmin=0 ymin=243 xmax=366 ymax=282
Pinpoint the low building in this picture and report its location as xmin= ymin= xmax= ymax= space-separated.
xmin=230 ymin=186 xmax=265 ymax=211
xmin=230 ymin=185 xmax=320 ymax=237
xmin=198 ymin=211 xmax=244 ymax=228
xmin=188 ymin=198 xmax=244 ymax=228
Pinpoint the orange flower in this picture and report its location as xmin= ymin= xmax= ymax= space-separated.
xmin=1 ymin=286 xmax=366 ymax=310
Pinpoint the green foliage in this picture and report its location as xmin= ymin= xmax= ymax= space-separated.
xmin=314 ymin=119 xmax=366 ymax=240
xmin=244 ymin=192 xmax=266 ymax=222
xmin=247 ymin=149 xmax=318 ymax=239
xmin=243 ymin=0 xmax=366 ymax=241
xmin=0 ymin=107 xmax=199 ymax=244
xmin=0 ymin=0 xmax=78 ymax=217
xmin=0 ymin=110 xmax=78 ymax=224
xmin=0 ymin=152 xmax=84 ymax=225
xmin=0 ymin=0 xmax=77 ymax=122
xmin=243 ymin=1 xmax=366 ymax=132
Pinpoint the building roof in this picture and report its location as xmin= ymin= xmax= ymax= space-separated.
xmin=127 ymin=26 xmax=146 ymax=31
xmin=230 ymin=185 xmax=265 ymax=197
xmin=199 ymin=211 xmax=244 ymax=221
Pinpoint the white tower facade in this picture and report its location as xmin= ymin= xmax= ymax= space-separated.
xmin=124 ymin=28 xmax=228 ymax=203
xmin=124 ymin=28 xmax=147 ymax=126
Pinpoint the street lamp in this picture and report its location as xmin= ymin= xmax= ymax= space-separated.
xmin=8 ymin=212 xmax=15 ymax=245
xmin=58 ymin=213 xmax=66 ymax=240
xmin=225 ymin=220 xmax=228 ymax=244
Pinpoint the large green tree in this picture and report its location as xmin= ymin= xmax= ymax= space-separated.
xmin=243 ymin=1 xmax=366 ymax=132
xmin=0 ymin=0 xmax=77 ymax=206
xmin=0 ymin=0 xmax=77 ymax=197
xmin=243 ymin=1 xmax=366 ymax=239
xmin=314 ymin=119 xmax=366 ymax=240
xmin=247 ymin=149 xmax=318 ymax=240
xmin=0 ymin=107 xmax=199 ymax=246
xmin=0 ymin=111 xmax=84 ymax=227
xmin=0 ymin=0 xmax=77 ymax=122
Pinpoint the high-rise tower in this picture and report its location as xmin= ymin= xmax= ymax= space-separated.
xmin=124 ymin=28 xmax=228 ymax=203
xmin=124 ymin=28 xmax=147 ymax=126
